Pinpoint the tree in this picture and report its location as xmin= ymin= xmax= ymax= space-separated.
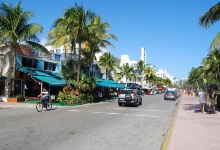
xmin=98 ymin=52 xmax=116 ymax=79
xmin=136 ymin=60 xmax=145 ymax=85
xmin=143 ymin=66 xmax=155 ymax=85
xmin=186 ymin=66 xmax=204 ymax=89
xmin=199 ymin=2 xmax=220 ymax=49
xmin=202 ymin=48 xmax=220 ymax=89
xmin=0 ymin=2 xmax=49 ymax=95
xmin=118 ymin=63 xmax=134 ymax=86
xmin=82 ymin=16 xmax=117 ymax=77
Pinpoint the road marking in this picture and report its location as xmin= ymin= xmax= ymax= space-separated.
xmin=67 ymin=110 xmax=80 ymax=112
xmin=90 ymin=111 xmax=162 ymax=118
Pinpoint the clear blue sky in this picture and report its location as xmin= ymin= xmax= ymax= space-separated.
xmin=4 ymin=0 xmax=220 ymax=79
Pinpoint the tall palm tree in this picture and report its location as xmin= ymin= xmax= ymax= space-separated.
xmin=98 ymin=52 xmax=116 ymax=79
xmin=83 ymin=16 xmax=117 ymax=77
xmin=49 ymin=3 xmax=95 ymax=85
xmin=199 ymin=2 xmax=220 ymax=49
xmin=69 ymin=3 xmax=95 ymax=84
xmin=0 ymin=2 xmax=48 ymax=95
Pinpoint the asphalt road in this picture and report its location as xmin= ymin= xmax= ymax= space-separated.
xmin=0 ymin=94 xmax=179 ymax=150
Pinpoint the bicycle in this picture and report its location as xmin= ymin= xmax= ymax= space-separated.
xmin=36 ymin=99 xmax=52 ymax=112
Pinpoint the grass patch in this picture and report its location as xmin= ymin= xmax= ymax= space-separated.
xmin=19 ymin=97 xmax=117 ymax=106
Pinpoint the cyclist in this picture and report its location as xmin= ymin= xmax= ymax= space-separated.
xmin=38 ymin=87 xmax=49 ymax=107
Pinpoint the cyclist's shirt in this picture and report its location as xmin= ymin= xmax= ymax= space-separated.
xmin=42 ymin=90 xmax=48 ymax=96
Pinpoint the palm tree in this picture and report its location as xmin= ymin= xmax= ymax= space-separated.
xmin=47 ymin=18 xmax=72 ymax=66
xmin=98 ymin=52 xmax=116 ymax=79
xmin=119 ymin=63 xmax=134 ymax=86
xmin=143 ymin=66 xmax=155 ymax=86
xmin=69 ymin=3 xmax=95 ymax=84
xmin=0 ymin=2 xmax=49 ymax=95
xmin=136 ymin=60 xmax=145 ymax=86
xmin=199 ymin=2 xmax=220 ymax=49
xmin=83 ymin=16 xmax=117 ymax=77
xmin=49 ymin=3 xmax=95 ymax=85
xmin=202 ymin=48 xmax=220 ymax=89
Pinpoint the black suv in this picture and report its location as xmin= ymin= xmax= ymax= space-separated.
xmin=118 ymin=89 xmax=142 ymax=107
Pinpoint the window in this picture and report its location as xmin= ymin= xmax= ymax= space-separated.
xmin=22 ymin=57 xmax=37 ymax=68
xmin=32 ymin=59 xmax=37 ymax=68
xmin=44 ymin=61 xmax=56 ymax=71
xmin=44 ymin=62 xmax=48 ymax=70
xmin=56 ymin=49 xmax=60 ymax=54
xmin=22 ymin=57 xmax=27 ymax=67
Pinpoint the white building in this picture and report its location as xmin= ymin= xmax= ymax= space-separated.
xmin=156 ymin=69 xmax=174 ymax=83
xmin=141 ymin=47 xmax=146 ymax=65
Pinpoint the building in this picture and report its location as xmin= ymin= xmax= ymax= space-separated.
xmin=156 ymin=69 xmax=174 ymax=83
xmin=0 ymin=45 xmax=68 ymax=102
xmin=141 ymin=47 xmax=146 ymax=65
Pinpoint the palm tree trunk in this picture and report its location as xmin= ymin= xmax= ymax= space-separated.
xmin=11 ymin=46 xmax=16 ymax=96
xmin=77 ymin=41 xmax=82 ymax=85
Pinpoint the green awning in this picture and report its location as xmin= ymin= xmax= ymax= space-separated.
xmin=33 ymin=75 xmax=67 ymax=86
xmin=96 ymin=78 xmax=127 ymax=88
xmin=18 ymin=67 xmax=68 ymax=86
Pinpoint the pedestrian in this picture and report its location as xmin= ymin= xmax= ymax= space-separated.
xmin=198 ymin=88 xmax=206 ymax=113
xmin=209 ymin=88 xmax=217 ymax=114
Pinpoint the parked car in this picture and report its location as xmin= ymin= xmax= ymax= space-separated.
xmin=146 ymin=89 xmax=156 ymax=95
xmin=118 ymin=89 xmax=142 ymax=107
xmin=164 ymin=90 xmax=178 ymax=100
xmin=140 ymin=90 xmax=145 ymax=96
xmin=155 ymin=89 xmax=161 ymax=94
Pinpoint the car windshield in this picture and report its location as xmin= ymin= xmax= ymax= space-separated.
xmin=121 ymin=90 xmax=132 ymax=94
xmin=166 ymin=91 xmax=175 ymax=94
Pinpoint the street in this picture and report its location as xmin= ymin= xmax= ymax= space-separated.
xmin=0 ymin=94 xmax=179 ymax=150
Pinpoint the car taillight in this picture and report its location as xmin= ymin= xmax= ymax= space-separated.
xmin=132 ymin=91 xmax=136 ymax=96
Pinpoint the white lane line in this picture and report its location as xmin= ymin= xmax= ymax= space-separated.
xmin=90 ymin=111 xmax=162 ymax=118
xmin=67 ymin=110 xmax=80 ymax=112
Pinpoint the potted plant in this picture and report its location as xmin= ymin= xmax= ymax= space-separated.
xmin=7 ymin=94 xmax=24 ymax=102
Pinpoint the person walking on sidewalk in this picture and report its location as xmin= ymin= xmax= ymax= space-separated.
xmin=209 ymin=88 xmax=216 ymax=114
xmin=198 ymin=88 xmax=206 ymax=113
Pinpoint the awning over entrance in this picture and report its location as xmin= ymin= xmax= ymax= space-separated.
xmin=95 ymin=78 xmax=127 ymax=88
xmin=33 ymin=75 xmax=67 ymax=86
xmin=18 ymin=68 xmax=68 ymax=86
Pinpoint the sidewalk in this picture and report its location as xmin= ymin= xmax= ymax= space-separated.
xmin=167 ymin=94 xmax=220 ymax=150
xmin=0 ymin=102 xmax=36 ymax=108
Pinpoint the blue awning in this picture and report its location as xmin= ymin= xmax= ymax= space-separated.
xmin=95 ymin=78 xmax=127 ymax=88
xmin=18 ymin=67 xmax=68 ymax=86
xmin=33 ymin=75 xmax=68 ymax=86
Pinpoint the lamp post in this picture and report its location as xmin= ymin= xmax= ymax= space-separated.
xmin=7 ymin=66 xmax=13 ymax=97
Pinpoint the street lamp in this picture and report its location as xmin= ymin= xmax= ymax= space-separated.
xmin=7 ymin=66 xmax=13 ymax=96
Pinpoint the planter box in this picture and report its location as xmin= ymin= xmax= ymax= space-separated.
xmin=7 ymin=97 xmax=25 ymax=102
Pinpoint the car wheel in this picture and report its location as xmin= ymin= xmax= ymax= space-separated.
xmin=134 ymin=101 xmax=138 ymax=107
xmin=139 ymin=100 xmax=142 ymax=105
xmin=118 ymin=103 xmax=122 ymax=106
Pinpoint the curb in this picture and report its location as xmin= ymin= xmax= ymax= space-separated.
xmin=160 ymin=100 xmax=180 ymax=150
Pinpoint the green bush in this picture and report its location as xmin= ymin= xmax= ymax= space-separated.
xmin=79 ymin=93 xmax=94 ymax=103
xmin=57 ymin=91 xmax=80 ymax=105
